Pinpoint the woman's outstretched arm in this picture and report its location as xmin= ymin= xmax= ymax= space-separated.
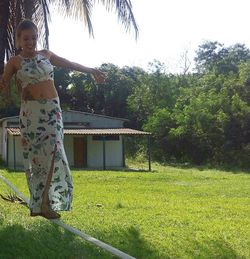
xmin=46 ymin=50 xmax=106 ymax=84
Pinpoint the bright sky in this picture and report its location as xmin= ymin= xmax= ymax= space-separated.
xmin=48 ymin=0 xmax=250 ymax=73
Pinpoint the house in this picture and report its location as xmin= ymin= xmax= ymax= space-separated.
xmin=0 ymin=110 xmax=151 ymax=171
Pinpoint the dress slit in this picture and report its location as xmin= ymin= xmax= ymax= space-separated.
xmin=41 ymin=143 xmax=57 ymax=210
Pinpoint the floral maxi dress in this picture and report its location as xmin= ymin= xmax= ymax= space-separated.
xmin=19 ymin=97 xmax=73 ymax=213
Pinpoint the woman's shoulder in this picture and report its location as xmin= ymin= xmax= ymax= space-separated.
xmin=38 ymin=49 xmax=53 ymax=60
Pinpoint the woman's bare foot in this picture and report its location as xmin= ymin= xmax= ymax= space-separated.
xmin=41 ymin=198 xmax=61 ymax=219
xmin=41 ymin=209 xmax=61 ymax=219
xmin=30 ymin=212 xmax=43 ymax=217
xmin=30 ymin=210 xmax=60 ymax=219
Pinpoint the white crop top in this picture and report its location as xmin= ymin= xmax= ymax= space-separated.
xmin=16 ymin=53 xmax=54 ymax=88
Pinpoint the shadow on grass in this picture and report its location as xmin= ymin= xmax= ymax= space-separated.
xmin=0 ymin=166 xmax=23 ymax=174
xmin=0 ymin=222 xmax=159 ymax=259
xmin=0 ymin=222 xmax=245 ymax=259
xmin=71 ymin=167 xmax=155 ymax=173
xmin=0 ymin=223 xmax=113 ymax=259
xmin=92 ymin=225 xmax=159 ymax=259
xmin=71 ymin=167 xmax=157 ymax=174
xmin=188 ymin=238 xmax=244 ymax=259
xmin=0 ymin=221 xmax=159 ymax=259
xmin=1 ymin=164 xmax=156 ymax=174
xmin=162 ymin=162 xmax=250 ymax=174
xmin=91 ymin=226 xmax=244 ymax=259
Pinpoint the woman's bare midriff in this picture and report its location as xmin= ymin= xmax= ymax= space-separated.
xmin=21 ymin=80 xmax=58 ymax=101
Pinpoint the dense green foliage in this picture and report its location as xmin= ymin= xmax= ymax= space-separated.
xmin=1 ymin=41 xmax=250 ymax=167
xmin=0 ymin=165 xmax=250 ymax=258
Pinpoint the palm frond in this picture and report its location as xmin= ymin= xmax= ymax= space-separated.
xmin=0 ymin=0 xmax=11 ymax=74
xmin=52 ymin=0 xmax=139 ymax=39
xmin=0 ymin=192 xmax=28 ymax=206
xmin=23 ymin=0 xmax=35 ymax=19
xmin=5 ymin=0 xmax=51 ymax=52
xmin=0 ymin=0 xmax=138 ymax=68
xmin=53 ymin=0 xmax=94 ymax=37
xmin=5 ymin=0 xmax=37 ymax=58
xmin=32 ymin=0 xmax=51 ymax=49
xmin=96 ymin=0 xmax=139 ymax=39
xmin=7 ymin=0 xmax=19 ymax=58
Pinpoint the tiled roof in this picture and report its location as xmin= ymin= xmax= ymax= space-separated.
xmin=7 ymin=128 xmax=20 ymax=136
xmin=6 ymin=127 xmax=151 ymax=136
xmin=66 ymin=110 xmax=129 ymax=121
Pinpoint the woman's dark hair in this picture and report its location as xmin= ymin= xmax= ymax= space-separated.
xmin=16 ymin=19 xmax=38 ymax=49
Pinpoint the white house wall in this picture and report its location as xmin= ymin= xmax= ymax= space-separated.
xmin=2 ymin=111 xmax=127 ymax=170
xmin=6 ymin=135 xmax=123 ymax=170
xmin=87 ymin=136 xmax=103 ymax=168
xmin=63 ymin=135 xmax=123 ymax=169
xmin=8 ymin=135 xmax=23 ymax=169
xmin=87 ymin=136 xmax=123 ymax=169
xmin=63 ymin=135 xmax=74 ymax=166
xmin=105 ymin=138 xmax=123 ymax=167
xmin=1 ymin=121 xmax=7 ymax=161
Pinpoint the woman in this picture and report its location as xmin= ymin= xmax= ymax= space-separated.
xmin=0 ymin=20 xmax=106 ymax=219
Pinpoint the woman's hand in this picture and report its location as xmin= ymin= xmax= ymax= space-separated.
xmin=91 ymin=69 xmax=107 ymax=84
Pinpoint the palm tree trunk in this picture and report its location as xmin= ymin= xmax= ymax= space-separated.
xmin=0 ymin=0 xmax=10 ymax=74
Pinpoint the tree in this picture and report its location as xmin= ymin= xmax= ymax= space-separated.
xmin=53 ymin=64 xmax=143 ymax=118
xmin=127 ymin=60 xmax=181 ymax=129
xmin=0 ymin=0 xmax=139 ymax=74
xmin=179 ymin=48 xmax=192 ymax=75
xmin=195 ymin=41 xmax=250 ymax=75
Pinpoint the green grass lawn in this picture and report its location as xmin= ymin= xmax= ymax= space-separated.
xmin=0 ymin=162 xmax=250 ymax=259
